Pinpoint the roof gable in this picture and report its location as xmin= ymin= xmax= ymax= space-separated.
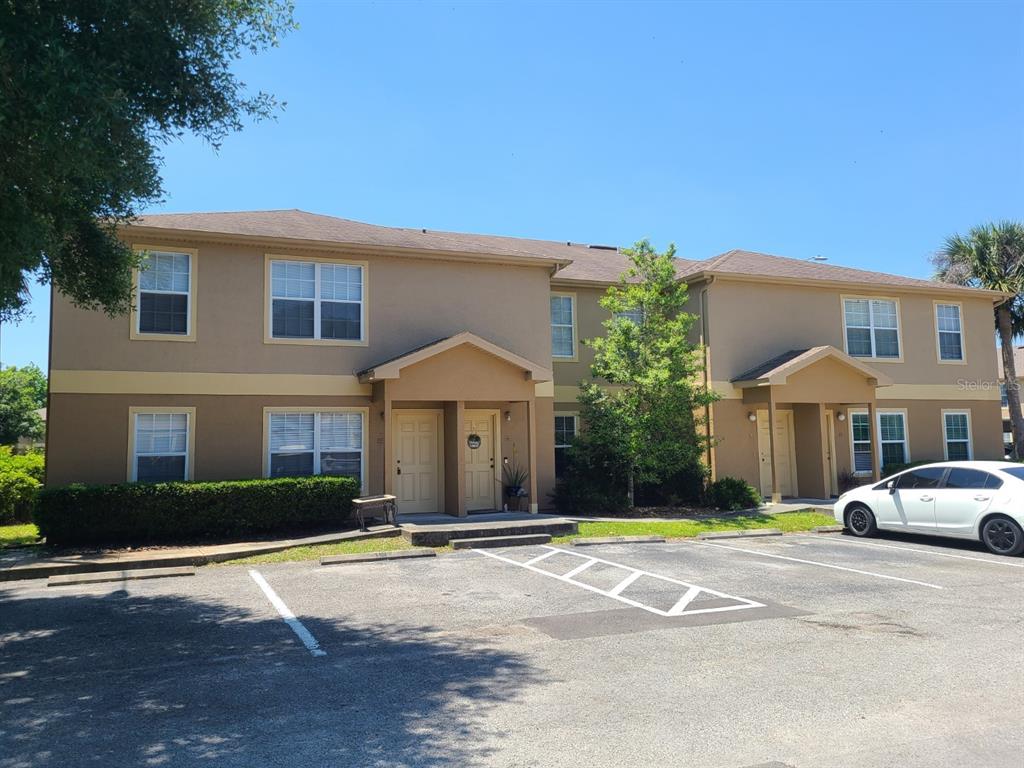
xmin=731 ymin=345 xmax=893 ymax=388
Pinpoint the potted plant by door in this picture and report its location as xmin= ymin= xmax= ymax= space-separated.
xmin=502 ymin=462 xmax=529 ymax=512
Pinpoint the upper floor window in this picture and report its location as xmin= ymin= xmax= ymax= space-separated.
xmin=137 ymin=251 xmax=192 ymax=336
xmin=935 ymin=303 xmax=964 ymax=362
xmin=131 ymin=410 xmax=192 ymax=482
xmin=551 ymin=294 xmax=576 ymax=359
xmin=615 ymin=308 xmax=645 ymax=325
xmin=843 ymin=298 xmax=900 ymax=359
xmin=269 ymin=259 xmax=364 ymax=342
xmin=1002 ymin=383 xmax=1009 ymax=407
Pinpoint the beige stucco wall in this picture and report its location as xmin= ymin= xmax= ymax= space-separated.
xmin=52 ymin=236 xmax=553 ymax=375
xmin=706 ymin=278 xmax=1001 ymax=387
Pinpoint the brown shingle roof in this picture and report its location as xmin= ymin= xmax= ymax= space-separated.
xmin=131 ymin=209 xmax=586 ymax=266
xmin=998 ymin=346 xmax=1024 ymax=380
xmin=731 ymin=349 xmax=811 ymax=382
xmin=681 ymin=249 xmax=1001 ymax=297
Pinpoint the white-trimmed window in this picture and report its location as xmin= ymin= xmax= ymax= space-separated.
xmin=843 ymin=298 xmax=900 ymax=358
xmin=270 ymin=260 xmax=363 ymax=341
xmin=943 ymin=411 xmax=972 ymax=461
xmin=849 ymin=410 xmax=908 ymax=474
xmin=138 ymin=251 xmax=191 ymax=335
xmin=551 ymin=294 xmax=575 ymax=358
xmin=267 ymin=410 xmax=364 ymax=488
xmin=936 ymin=303 xmax=964 ymax=361
xmin=133 ymin=412 xmax=190 ymax=482
xmin=554 ymin=414 xmax=577 ymax=477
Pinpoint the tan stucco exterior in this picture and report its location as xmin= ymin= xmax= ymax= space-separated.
xmin=46 ymin=217 xmax=1006 ymax=513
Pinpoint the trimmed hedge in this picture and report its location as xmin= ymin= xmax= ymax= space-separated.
xmin=35 ymin=476 xmax=360 ymax=547
xmin=704 ymin=476 xmax=762 ymax=511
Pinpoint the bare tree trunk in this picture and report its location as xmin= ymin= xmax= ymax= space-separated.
xmin=997 ymin=304 xmax=1024 ymax=459
xmin=627 ymin=467 xmax=635 ymax=508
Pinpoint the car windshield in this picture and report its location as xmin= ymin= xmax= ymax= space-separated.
xmin=1001 ymin=467 xmax=1024 ymax=481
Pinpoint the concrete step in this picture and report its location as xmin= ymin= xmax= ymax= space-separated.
xmin=403 ymin=518 xmax=576 ymax=547
xmin=451 ymin=533 xmax=552 ymax=550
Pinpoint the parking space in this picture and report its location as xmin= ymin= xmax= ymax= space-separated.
xmin=1 ymin=533 xmax=1022 ymax=768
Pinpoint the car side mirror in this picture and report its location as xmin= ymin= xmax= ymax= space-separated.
xmin=887 ymin=480 xmax=896 ymax=495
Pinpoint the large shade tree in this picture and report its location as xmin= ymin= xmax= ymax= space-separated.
xmin=0 ymin=0 xmax=296 ymax=322
xmin=932 ymin=221 xmax=1024 ymax=458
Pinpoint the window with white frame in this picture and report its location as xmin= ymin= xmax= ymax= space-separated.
xmin=270 ymin=260 xmax=363 ymax=341
xmin=936 ymin=304 xmax=964 ymax=361
xmin=138 ymin=251 xmax=191 ymax=334
xmin=268 ymin=411 xmax=363 ymax=486
xmin=551 ymin=294 xmax=575 ymax=358
xmin=850 ymin=412 xmax=873 ymax=474
xmin=943 ymin=411 xmax=972 ymax=461
xmin=879 ymin=412 xmax=908 ymax=467
xmin=133 ymin=412 xmax=189 ymax=482
xmin=554 ymin=415 xmax=577 ymax=477
xmin=844 ymin=298 xmax=900 ymax=358
xmin=850 ymin=410 xmax=908 ymax=473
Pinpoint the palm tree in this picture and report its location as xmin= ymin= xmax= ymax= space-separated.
xmin=933 ymin=221 xmax=1024 ymax=459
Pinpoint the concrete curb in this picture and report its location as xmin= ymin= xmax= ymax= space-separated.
xmin=0 ymin=526 xmax=402 ymax=582
xmin=812 ymin=525 xmax=845 ymax=533
xmin=696 ymin=529 xmax=783 ymax=540
xmin=48 ymin=566 xmax=196 ymax=587
xmin=452 ymin=533 xmax=552 ymax=550
xmin=570 ymin=535 xmax=666 ymax=546
xmin=320 ymin=549 xmax=436 ymax=565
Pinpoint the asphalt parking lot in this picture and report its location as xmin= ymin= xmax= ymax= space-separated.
xmin=1 ymin=532 xmax=1022 ymax=768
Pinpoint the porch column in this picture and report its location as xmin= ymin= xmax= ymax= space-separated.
xmin=444 ymin=400 xmax=467 ymax=518
xmin=767 ymin=389 xmax=781 ymax=504
xmin=867 ymin=399 xmax=881 ymax=482
xmin=382 ymin=383 xmax=394 ymax=495
xmin=527 ymin=396 xmax=539 ymax=514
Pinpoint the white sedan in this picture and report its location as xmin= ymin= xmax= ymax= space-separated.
xmin=834 ymin=461 xmax=1024 ymax=556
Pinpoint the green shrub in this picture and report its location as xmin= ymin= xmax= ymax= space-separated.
xmin=0 ymin=471 xmax=40 ymax=524
xmin=704 ymin=477 xmax=762 ymax=511
xmin=35 ymin=475 xmax=359 ymax=547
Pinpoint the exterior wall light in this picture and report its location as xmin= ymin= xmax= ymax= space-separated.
xmin=837 ymin=412 xmax=846 ymax=422
xmin=747 ymin=412 xmax=757 ymax=422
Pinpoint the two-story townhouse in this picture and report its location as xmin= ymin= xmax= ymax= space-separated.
xmin=46 ymin=209 xmax=1007 ymax=515
xmin=550 ymin=249 xmax=1006 ymax=502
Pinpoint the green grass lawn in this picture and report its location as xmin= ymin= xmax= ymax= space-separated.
xmin=221 ymin=534 xmax=423 ymax=565
xmin=0 ymin=523 xmax=41 ymax=548
xmin=551 ymin=511 xmax=836 ymax=543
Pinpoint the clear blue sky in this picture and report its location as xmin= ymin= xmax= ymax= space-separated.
xmin=6 ymin=0 xmax=1023 ymax=371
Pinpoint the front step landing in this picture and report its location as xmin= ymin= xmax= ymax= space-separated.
xmin=451 ymin=533 xmax=552 ymax=550
xmin=402 ymin=517 xmax=576 ymax=547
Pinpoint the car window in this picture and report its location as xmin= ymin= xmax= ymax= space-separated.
xmin=1002 ymin=467 xmax=1024 ymax=482
xmin=944 ymin=468 xmax=1000 ymax=490
xmin=896 ymin=467 xmax=946 ymax=489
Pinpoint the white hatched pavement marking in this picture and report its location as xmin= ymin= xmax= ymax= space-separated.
xmin=523 ymin=549 xmax=562 ymax=566
xmin=474 ymin=545 xmax=764 ymax=618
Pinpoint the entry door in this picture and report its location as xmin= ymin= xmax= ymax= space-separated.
xmin=394 ymin=411 xmax=441 ymax=515
xmin=757 ymin=410 xmax=797 ymax=498
xmin=464 ymin=410 xmax=498 ymax=511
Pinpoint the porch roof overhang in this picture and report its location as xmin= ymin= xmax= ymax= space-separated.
xmin=357 ymin=331 xmax=553 ymax=384
xmin=730 ymin=345 xmax=893 ymax=389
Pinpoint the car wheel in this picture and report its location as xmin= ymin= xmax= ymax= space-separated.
xmin=845 ymin=504 xmax=877 ymax=537
xmin=980 ymin=515 xmax=1024 ymax=557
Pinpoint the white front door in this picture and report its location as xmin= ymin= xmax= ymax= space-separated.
xmin=757 ymin=410 xmax=797 ymax=498
xmin=394 ymin=411 xmax=442 ymax=514
xmin=464 ymin=410 xmax=498 ymax=512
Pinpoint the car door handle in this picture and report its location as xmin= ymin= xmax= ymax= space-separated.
xmin=919 ymin=495 xmax=934 ymax=502
xmin=973 ymin=495 xmax=990 ymax=502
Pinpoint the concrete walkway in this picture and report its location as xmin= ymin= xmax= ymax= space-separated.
xmin=0 ymin=526 xmax=401 ymax=582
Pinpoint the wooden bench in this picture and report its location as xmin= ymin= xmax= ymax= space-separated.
xmin=351 ymin=494 xmax=397 ymax=530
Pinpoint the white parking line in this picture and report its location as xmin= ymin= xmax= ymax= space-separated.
xmin=475 ymin=545 xmax=765 ymax=617
xmin=795 ymin=535 xmax=1024 ymax=568
xmin=249 ymin=570 xmax=327 ymax=657
xmin=692 ymin=541 xmax=944 ymax=590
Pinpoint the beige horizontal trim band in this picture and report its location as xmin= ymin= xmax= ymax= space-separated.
xmin=535 ymin=381 xmax=554 ymax=397
xmin=51 ymin=370 xmax=372 ymax=396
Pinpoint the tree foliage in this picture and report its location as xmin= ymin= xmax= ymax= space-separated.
xmin=0 ymin=364 xmax=47 ymax=444
xmin=932 ymin=220 xmax=1024 ymax=457
xmin=0 ymin=0 xmax=296 ymax=321
xmin=554 ymin=240 xmax=716 ymax=511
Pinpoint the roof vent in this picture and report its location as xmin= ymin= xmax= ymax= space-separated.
xmin=587 ymin=244 xmax=618 ymax=252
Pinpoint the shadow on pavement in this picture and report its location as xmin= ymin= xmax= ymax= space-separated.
xmin=0 ymin=584 xmax=542 ymax=767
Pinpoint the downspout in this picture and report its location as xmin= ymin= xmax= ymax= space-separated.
xmin=700 ymin=276 xmax=715 ymax=478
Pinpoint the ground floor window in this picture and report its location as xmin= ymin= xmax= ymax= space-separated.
xmin=850 ymin=410 xmax=908 ymax=473
xmin=554 ymin=414 xmax=577 ymax=477
xmin=267 ymin=410 xmax=364 ymax=487
xmin=943 ymin=411 xmax=972 ymax=461
xmin=132 ymin=411 xmax=191 ymax=482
